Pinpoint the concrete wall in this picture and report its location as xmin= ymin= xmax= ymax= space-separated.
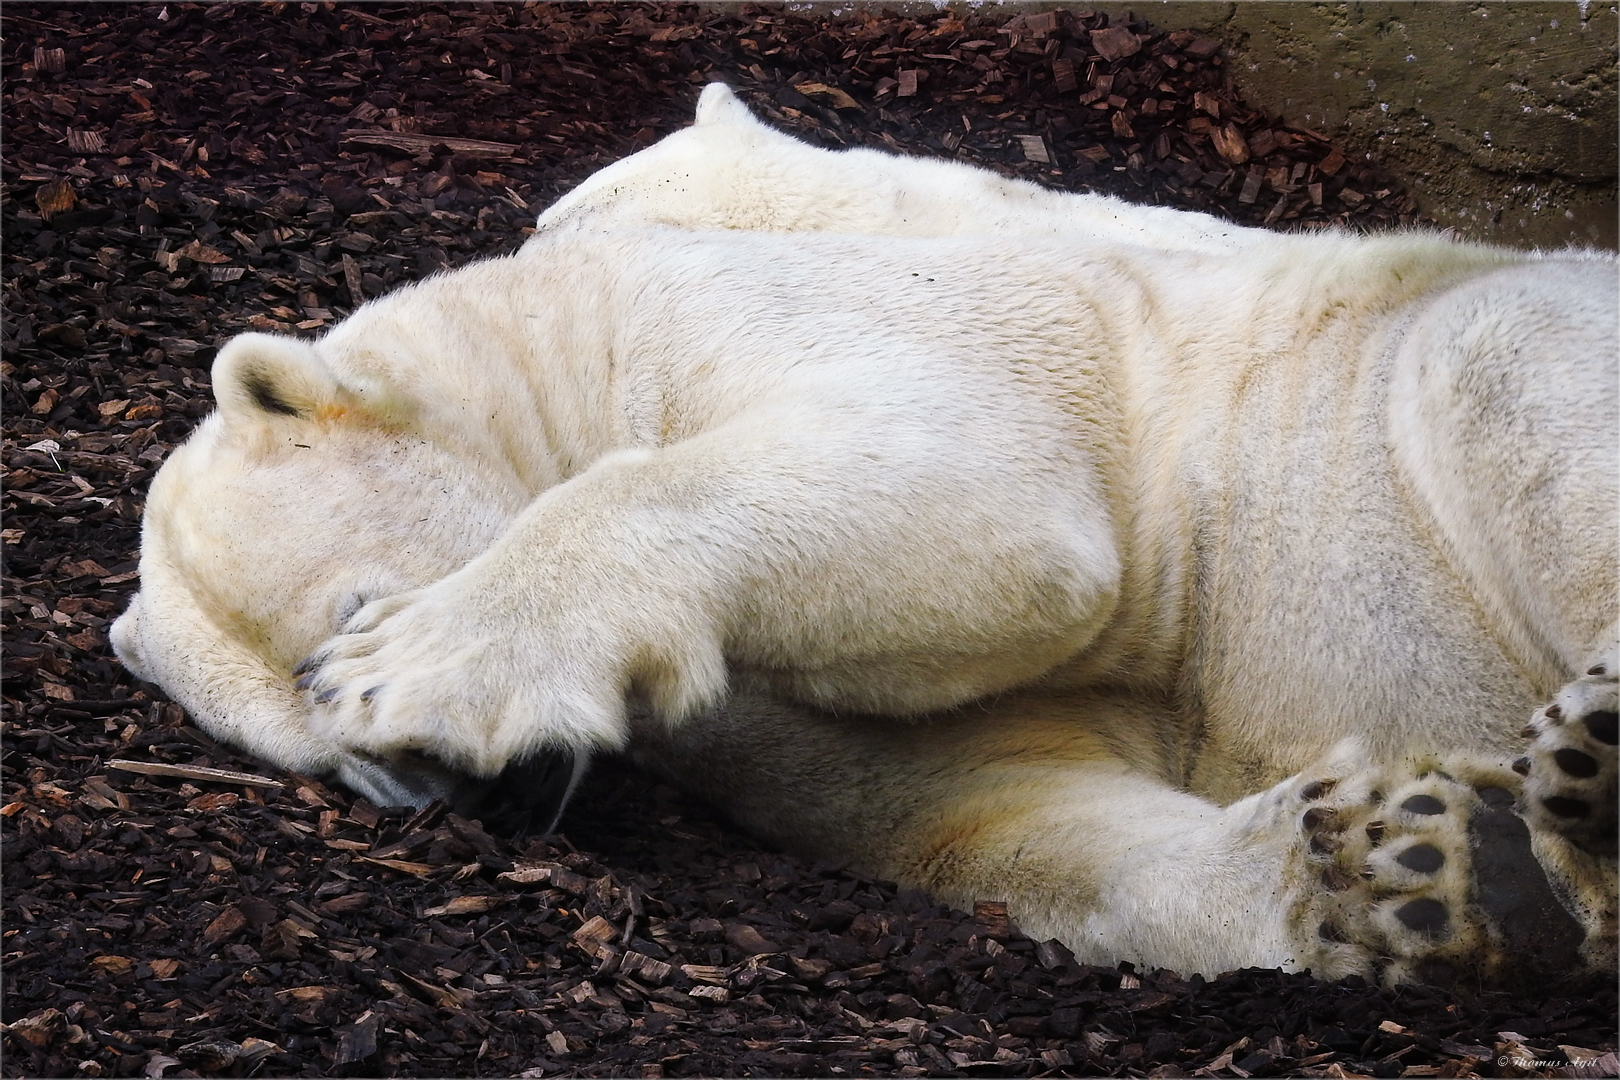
xmin=785 ymin=2 xmax=1619 ymax=249
xmin=1133 ymin=2 xmax=1618 ymax=250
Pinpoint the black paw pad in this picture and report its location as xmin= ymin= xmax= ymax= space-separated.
xmin=1302 ymin=807 xmax=1338 ymax=830
xmin=1468 ymin=789 xmax=1584 ymax=985
xmin=1583 ymin=710 xmax=1619 ymax=745
xmin=1395 ymin=844 xmax=1445 ymax=873
xmin=1395 ymin=898 xmax=1449 ymax=937
xmin=1401 ymin=794 xmax=1445 ymax=816
xmin=1541 ymin=796 xmax=1590 ymax=819
xmin=1553 ymin=748 xmax=1600 ymax=778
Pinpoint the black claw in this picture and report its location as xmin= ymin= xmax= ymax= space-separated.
xmin=292 ymin=655 xmax=315 ymax=677
xmin=314 ymin=688 xmax=337 ymax=705
xmin=1518 ymin=724 xmax=1537 ymax=739
xmin=1301 ymin=779 xmax=1336 ymax=801
xmin=1583 ymin=710 xmax=1618 ymax=745
xmin=1394 ymin=897 xmax=1449 ymax=937
xmin=1321 ymin=865 xmax=1355 ymax=892
xmin=295 ymin=674 xmax=316 ymax=691
xmin=1511 ymin=757 xmax=1532 ymax=776
xmin=1309 ymin=833 xmax=1343 ymax=855
xmin=1364 ymin=820 xmax=1385 ymax=844
xmin=1545 ymin=703 xmax=1563 ymax=721
xmin=1396 ymin=844 xmax=1445 ymax=874
xmin=1400 ymin=794 xmax=1446 ymax=816
xmin=1553 ymin=748 xmax=1600 ymax=779
xmin=361 ymin=685 xmax=383 ymax=703
xmin=1588 ymin=664 xmax=1608 ymax=677
xmin=1541 ymin=796 xmax=1590 ymax=819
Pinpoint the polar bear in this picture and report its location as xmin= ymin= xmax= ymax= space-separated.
xmin=112 ymin=86 xmax=1617 ymax=986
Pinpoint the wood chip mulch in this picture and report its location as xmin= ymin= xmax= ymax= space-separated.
xmin=3 ymin=4 xmax=1615 ymax=1078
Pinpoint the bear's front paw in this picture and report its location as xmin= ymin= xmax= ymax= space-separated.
xmin=294 ymin=569 xmax=632 ymax=780
xmin=1289 ymin=757 xmax=1591 ymax=987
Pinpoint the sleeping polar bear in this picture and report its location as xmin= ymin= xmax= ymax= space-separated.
xmin=112 ymin=85 xmax=1617 ymax=986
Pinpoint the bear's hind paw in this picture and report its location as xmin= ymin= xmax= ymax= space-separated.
xmin=1516 ymin=653 xmax=1618 ymax=860
xmin=1291 ymin=760 xmax=1588 ymax=987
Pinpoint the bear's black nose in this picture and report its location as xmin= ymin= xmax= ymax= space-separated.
xmin=449 ymin=748 xmax=585 ymax=838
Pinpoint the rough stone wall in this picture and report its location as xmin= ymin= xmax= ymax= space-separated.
xmin=790 ymin=1 xmax=1618 ymax=250
xmin=1164 ymin=1 xmax=1618 ymax=250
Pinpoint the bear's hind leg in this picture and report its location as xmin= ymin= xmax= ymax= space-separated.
xmin=1388 ymin=259 xmax=1618 ymax=690
xmin=635 ymin=692 xmax=1615 ymax=986
xmin=633 ymin=689 xmax=1308 ymax=979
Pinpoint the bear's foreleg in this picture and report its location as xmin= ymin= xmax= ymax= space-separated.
xmin=294 ymin=408 xmax=1121 ymax=781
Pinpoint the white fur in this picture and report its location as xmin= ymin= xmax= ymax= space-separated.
xmin=538 ymin=82 xmax=1263 ymax=255
xmin=113 ymin=86 xmax=1618 ymax=981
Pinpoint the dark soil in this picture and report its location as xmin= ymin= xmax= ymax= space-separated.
xmin=3 ymin=4 xmax=1615 ymax=1078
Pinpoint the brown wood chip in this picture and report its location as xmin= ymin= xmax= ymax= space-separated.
xmin=1212 ymin=124 xmax=1252 ymax=165
xmin=341 ymin=129 xmax=520 ymax=157
xmin=1090 ymin=26 xmax=1142 ymax=62
xmin=108 ymin=759 xmax=286 ymax=789
xmin=33 ymin=177 xmax=75 ymax=218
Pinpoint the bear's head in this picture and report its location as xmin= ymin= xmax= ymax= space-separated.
xmin=109 ymin=330 xmax=558 ymax=817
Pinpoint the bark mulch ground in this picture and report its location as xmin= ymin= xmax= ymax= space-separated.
xmin=3 ymin=4 xmax=1616 ymax=1078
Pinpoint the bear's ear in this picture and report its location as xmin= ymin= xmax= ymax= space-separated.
xmin=212 ymin=332 xmax=350 ymax=424
xmin=694 ymin=83 xmax=762 ymax=129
